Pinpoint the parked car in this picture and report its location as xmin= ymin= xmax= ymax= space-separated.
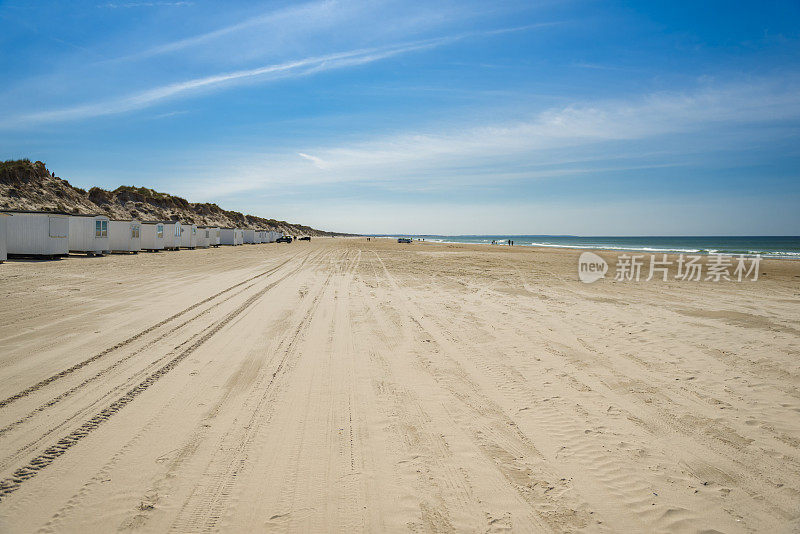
xmin=299 ymin=236 xmax=311 ymax=241
xmin=276 ymin=235 xmax=293 ymax=243
xmin=397 ymin=237 xmax=412 ymax=243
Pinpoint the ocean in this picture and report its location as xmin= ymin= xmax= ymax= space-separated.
xmin=373 ymin=235 xmax=800 ymax=259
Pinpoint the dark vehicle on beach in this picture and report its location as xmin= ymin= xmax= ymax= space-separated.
xmin=276 ymin=235 xmax=293 ymax=243
xmin=397 ymin=237 xmax=412 ymax=243
xmin=299 ymin=236 xmax=311 ymax=241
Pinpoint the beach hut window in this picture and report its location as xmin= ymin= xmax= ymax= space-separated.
xmin=175 ymin=225 xmax=181 ymax=237
xmin=49 ymin=216 xmax=67 ymax=238
xmin=192 ymin=227 xmax=196 ymax=235
xmin=157 ymin=224 xmax=164 ymax=238
xmin=131 ymin=225 xmax=140 ymax=239
xmin=95 ymin=220 xmax=108 ymax=237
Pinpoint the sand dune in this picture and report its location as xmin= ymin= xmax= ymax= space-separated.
xmin=0 ymin=239 xmax=798 ymax=532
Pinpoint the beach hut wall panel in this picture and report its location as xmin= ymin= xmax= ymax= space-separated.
xmin=162 ymin=221 xmax=182 ymax=250
xmin=243 ymin=229 xmax=256 ymax=244
xmin=109 ymin=220 xmax=141 ymax=252
xmin=180 ymin=224 xmax=198 ymax=249
xmin=2 ymin=210 xmax=70 ymax=256
xmin=69 ymin=214 xmax=111 ymax=254
xmin=219 ymin=228 xmax=237 ymax=245
xmin=208 ymin=227 xmax=220 ymax=246
xmin=235 ymin=229 xmax=244 ymax=245
xmin=0 ymin=213 xmax=8 ymax=262
xmin=196 ymin=227 xmax=211 ymax=248
xmin=140 ymin=221 xmax=165 ymax=250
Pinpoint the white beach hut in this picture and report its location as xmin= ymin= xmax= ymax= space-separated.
xmin=162 ymin=221 xmax=182 ymax=250
xmin=180 ymin=223 xmax=198 ymax=249
xmin=1 ymin=210 xmax=70 ymax=258
xmin=69 ymin=214 xmax=111 ymax=255
xmin=109 ymin=219 xmax=141 ymax=253
xmin=243 ymin=229 xmax=256 ymax=244
xmin=235 ymin=228 xmax=244 ymax=245
xmin=0 ymin=213 xmax=8 ymax=263
xmin=140 ymin=221 xmax=165 ymax=251
xmin=196 ymin=226 xmax=211 ymax=248
xmin=208 ymin=227 xmax=220 ymax=247
xmin=220 ymin=227 xmax=237 ymax=246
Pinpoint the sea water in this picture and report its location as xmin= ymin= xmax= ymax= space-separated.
xmin=375 ymin=235 xmax=800 ymax=259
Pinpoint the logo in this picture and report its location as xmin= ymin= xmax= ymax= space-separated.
xmin=578 ymin=252 xmax=608 ymax=283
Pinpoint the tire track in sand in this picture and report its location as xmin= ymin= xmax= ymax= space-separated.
xmin=0 ymin=252 xmax=308 ymax=501
xmin=0 ymin=252 xmax=299 ymax=410
xmin=168 ymin=249 xmax=347 ymax=533
xmin=0 ymin=254 xmax=305 ymax=474
xmin=368 ymin=250 xmax=592 ymax=532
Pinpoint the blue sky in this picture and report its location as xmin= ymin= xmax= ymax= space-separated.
xmin=1 ymin=0 xmax=798 ymax=235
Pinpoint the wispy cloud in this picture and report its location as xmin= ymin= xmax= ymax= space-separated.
xmin=2 ymin=40 xmax=438 ymax=127
xmin=189 ymin=78 xmax=800 ymax=197
xmin=99 ymin=2 xmax=193 ymax=7
xmin=114 ymin=0 xmax=335 ymax=61
xmin=298 ymin=153 xmax=329 ymax=169
xmin=2 ymin=24 xmax=552 ymax=128
xmin=107 ymin=0 xmax=527 ymax=64
xmin=148 ymin=110 xmax=190 ymax=120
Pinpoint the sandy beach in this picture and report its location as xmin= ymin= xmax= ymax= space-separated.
xmin=0 ymin=238 xmax=798 ymax=533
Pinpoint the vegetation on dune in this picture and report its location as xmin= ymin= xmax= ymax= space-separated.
xmin=0 ymin=159 xmax=43 ymax=184
xmin=0 ymin=159 xmax=347 ymax=236
xmin=112 ymin=185 xmax=178 ymax=201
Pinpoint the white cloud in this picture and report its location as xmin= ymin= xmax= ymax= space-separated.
xmin=1 ymin=22 xmax=557 ymax=128
xmin=187 ymin=77 xmax=800 ymax=197
xmin=115 ymin=0 xmax=338 ymax=60
xmin=297 ymin=153 xmax=329 ymax=169
xmin=1 ymin=38 xmax=448 ymax=127
xmin=99 ymin=2 xmax=193 ymax=7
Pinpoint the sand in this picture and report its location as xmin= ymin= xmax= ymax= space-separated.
xmin=0 ymin=238 xmax=798 ymax=533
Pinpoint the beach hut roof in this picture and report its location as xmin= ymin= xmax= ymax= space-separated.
xmin=1 ymin=208 xmax=72 ymax=216
xmin=71 ymin=213 xmax=110 ymax=218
